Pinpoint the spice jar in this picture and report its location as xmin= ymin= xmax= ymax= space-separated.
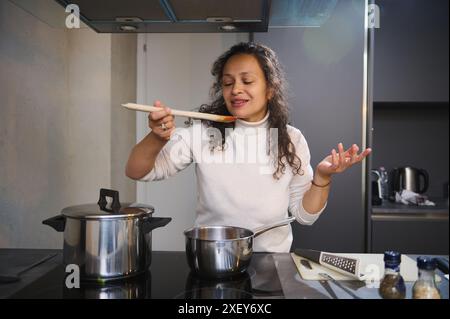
xmin=412 ymin=257 xmax=441 ymax=299
xmin=379 ymin=251 xmax=406 ymax=299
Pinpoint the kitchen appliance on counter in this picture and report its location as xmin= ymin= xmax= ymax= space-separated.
xmin=390 ymin=167 xmax=430 ymax=199
xmin=42 ymin=188 xmax=171 ymax=281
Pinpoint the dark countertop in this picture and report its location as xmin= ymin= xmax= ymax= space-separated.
xmin=1 ymin=249 xmax=448 ymax=299
xmin=0 ymin=249 xmax=62 ymax=299
xmin=274 ymin=254 xmax=449 ymax=299
xmin=372 ymin=198 xmax=449 ymax=220
xmin=2 ymin=249 xmax=284 ymax=299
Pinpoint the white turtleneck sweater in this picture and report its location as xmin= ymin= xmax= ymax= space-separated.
xmin=141 ymin=111 xmax=326 ymax=252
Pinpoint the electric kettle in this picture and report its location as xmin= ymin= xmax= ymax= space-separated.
xmin=391 ymin=167 xmax=429 ymax=194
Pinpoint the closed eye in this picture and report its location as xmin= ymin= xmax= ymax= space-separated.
xmin=222 ymin=80 xmax=254 ymax=86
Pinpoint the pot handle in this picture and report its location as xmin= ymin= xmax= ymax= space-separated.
xmin=253 ymin=216 xmax=296 ymax=238
xmin=142 ymin=217 xmax=172 ymax=234
xmin=97 ymin=188 xmax=121 ymax=213
xmin=42 ymin=215 xmax=66 ymax=232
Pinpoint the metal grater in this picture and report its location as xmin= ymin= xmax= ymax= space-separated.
xmin=320 ymin=253 xmax=360 ymax=278
xmin=295 ymin=248 xmax=363 ymax=280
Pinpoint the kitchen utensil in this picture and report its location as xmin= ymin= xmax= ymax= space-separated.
xmin=391 ymin=166 xmax=429 ymax=194
xmin=43 ymin=188 xmax=171 ymax=281
xmin=300 ymin=259 xmax=313 ymax=270
xmin=294 ymin=248 xmax=364 ymax=280
xmin=0 ymin=253 xmax=57 ymax=283
xmin=319 ymin=278 xmax=339 ymax=299
xmin=291 ymin=253 xmax=435 ymax=282
xmin=319 ymin=273 xmax=361 ymax=299
xmin=122 ymin=103 xmax=237 ymax=123
xmin=184 ymin=216 xmax=296 ymax=278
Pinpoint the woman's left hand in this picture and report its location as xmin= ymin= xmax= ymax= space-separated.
xmin=316 ymin=143 xmax=372 ymax=179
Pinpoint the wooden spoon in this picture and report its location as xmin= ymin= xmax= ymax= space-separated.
xmin=122 ymin=103 xmax=237 ymax=123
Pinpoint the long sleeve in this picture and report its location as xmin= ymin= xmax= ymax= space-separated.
xmin=140 ymin=127 xmax=193 ymax=182
xmin=288 ymin=128 xmax=326 ymax=225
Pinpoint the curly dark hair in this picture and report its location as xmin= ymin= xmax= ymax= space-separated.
xmin=198 ymin=42 xmax=302 ymax=179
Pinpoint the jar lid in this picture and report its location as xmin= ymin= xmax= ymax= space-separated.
xmin=416 ymin=256 xmax=437 ymax=270
xmin=384 ymin=251 xmax=401 ymax=266
xmin=61 ymin=188 xmax=154 ymax=219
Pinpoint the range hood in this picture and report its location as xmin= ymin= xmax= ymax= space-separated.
xmin=55 ymin=0 xmax=271 ymax=33
xmin=53 ymin=0 xmax=338 ymax=33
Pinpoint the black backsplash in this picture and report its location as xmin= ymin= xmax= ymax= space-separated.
xmin=372 ymin=102 xmax=449 ymax=199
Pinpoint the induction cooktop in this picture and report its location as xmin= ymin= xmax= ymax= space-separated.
xmin=10 ymin=252 xmax=284 ymax=299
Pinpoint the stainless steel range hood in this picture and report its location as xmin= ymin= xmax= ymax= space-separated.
xmin=54 ymin=0 xmax=271 ymax=33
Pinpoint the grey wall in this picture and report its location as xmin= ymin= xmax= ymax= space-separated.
xmin=111 ymin=35 xmax=138 ymax=201
xmin=0 ymin=1 xmax=136 ymax=248
xmin=255 ymin=0 xmax=367 ymax=252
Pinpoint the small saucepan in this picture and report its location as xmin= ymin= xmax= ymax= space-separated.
xmin=184 ymin=216 xmax=296 ymax=278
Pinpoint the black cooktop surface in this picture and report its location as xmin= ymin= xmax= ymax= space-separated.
xmin=10 ymin=252 xmax=284 ymax=299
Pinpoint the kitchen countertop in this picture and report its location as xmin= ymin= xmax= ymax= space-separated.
xmin=372 ymin=198 xmax=449 ymax=214
xmin=372 ymin=198 xmax=449 ymax=220
xmin=0 ymin=249 xmax=62 ymax=299
xmin=1 ymin=249 xmax=448 ymax=299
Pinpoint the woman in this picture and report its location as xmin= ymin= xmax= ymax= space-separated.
xmin=125 ymin=42 xmax=371 ymax=252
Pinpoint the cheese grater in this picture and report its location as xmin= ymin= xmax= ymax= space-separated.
xmin=294 ymin=248 xmax=365 ymax=280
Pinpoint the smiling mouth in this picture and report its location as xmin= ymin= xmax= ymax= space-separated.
xmin=231 ymin=99 xmax=249 ymax=108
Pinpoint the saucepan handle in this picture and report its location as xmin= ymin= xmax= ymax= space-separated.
xmin=142 ymin=217 xmax=172 ymax=234
xmin=253 ymin=216 xmax=296 ymax=238
xmin=42 ymin=215 xmax=66 ymax=232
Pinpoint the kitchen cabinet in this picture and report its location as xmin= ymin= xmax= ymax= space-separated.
xmin=371 ymin=199 xmax=449 ymax=254
xmin=370 ymin=0 xmax=449 ymax=254
xmin=373 ymin=0 xmax=449 ymax=102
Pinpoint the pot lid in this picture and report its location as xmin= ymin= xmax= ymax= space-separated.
xmin=61 ymin=188 xmax=154 ymax=219
xmin=61 ymin=203 xmax=154 ymax=219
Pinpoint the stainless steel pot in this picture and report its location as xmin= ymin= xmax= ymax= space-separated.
xmin=43 ymin=188 xmax=171 ymax=281
xmin=184 ymin=216 xmax=295 ymax=278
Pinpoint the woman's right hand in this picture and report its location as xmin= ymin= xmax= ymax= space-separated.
xmin=149 ymin=100 xmax=175 ymax=141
